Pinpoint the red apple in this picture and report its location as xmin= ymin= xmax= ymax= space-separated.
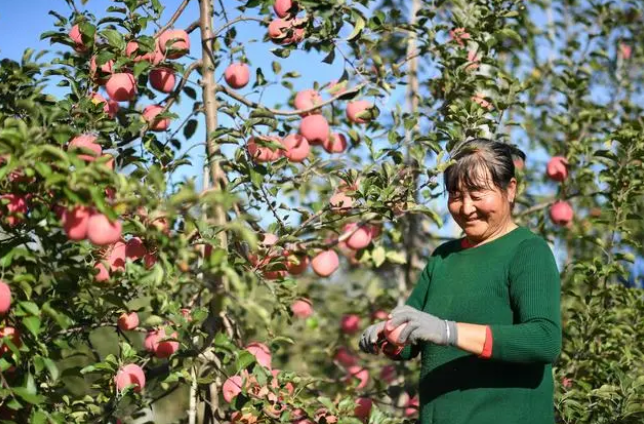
xmin=346 ymin=100 xmax=375 ymax=124
xmin=224 ymin=63 xmax=250 ymax=89
xmin=354 ymin=397 xmax=372 ymax=421
xmin=106 ymin=241 xmax=126 ymax=271
xmin=1 ymin=194 xmax=27 ymax=227
xmin=340 ymin=314 xmax=361 ymax=335
xmin=158 ymin=29 xmax=190 ymax=59
xmin=449 ymin=27 xmax=471 ymax=46
xmin=223 ymin=375 xmax=244 ymax=403
xmin=94 ymin=262 xmax=110 ymax=283
xmin=281 ymin=134 xmax=310 ymax=163
xmin=0 ymin=281 xmax=12 ymax=315
xmin=274 ymin=0 xmax=297 ymax=18
xmin=90 ymin=56 xmax=114 ymax=85
xmin=125 ymin=237 xmax=147 ymax=260
xmin=90 ymin=92 xmax=119 ymax=118
xmin=404 ymin=395 xmax=419 ymax=417
xmin=0 ymin=327 xmax=21 ymax=355
xmin=384 ymin=319 xmax=408 ymax=345
xmin=106 ymin=73 xmax=137 ymax=102
xmin=299 ymin=115 xmax=329 ymax=145
xmin=371 ymin=310 xmax=388 ymax=321
xmin=549 ymin=201 xmax=574 ymax=226
xmin=126 ymin=40 xmax=163 ymax=64
xmin=153 ymin=327 xmax=179 ymax=358
xmin=246 ymin=342 xmax=272 ymax=369
xmin=329 ymin=192 xmax=353 ymax=214
xmin=69 ymin=134 xmax=102 ymax=162
xmin=115 ymin=364 xmax=145 ymax=392
xmin=142 ymin=105 xmax=171 ymax=131
xmin=546 ymin=156 xmax=568 ymax=182
xmin=268 ymin=18 xmax=304 ymax=45
xmin=343 ymin=223 xmax=372 ymax=250
xmin=323 ymin=133 xmax=347 ymax=154
xmin=87 ymin=213 xmax=122 ymax=246
xmin=345 ymin=365 xmax=369 ymax=389
xmin=334 ymin=346 xmax=358 ymax=367
xmin=290 ymin=298 xmax=313 ymax=318
xmin=117 ymin=312 xmax=139 ymax=331
xmin=285 ymin=253 xmax=309 ymax=275
xmin=379 ymin=364 xmax=396 ymax=383
xmin=247 ymin=136 xmax=282 ymax=163
xmin=149 ymin=67 xmax=176 ymax=93
xmin=294 ymin=89 xmax=322 ymax=115
xmin=69 ymin=24 xmax=88 ymax=52
xmin=311 ymin=250 xmax=339 ymax=277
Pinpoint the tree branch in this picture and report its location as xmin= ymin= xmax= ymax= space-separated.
xmin=155 ymin=0 xmax=193 ymax=38
xmin=209 ymin=16 xmax=269 ymax=40
xmin=217 ymin=81 xmax=368 ymax=116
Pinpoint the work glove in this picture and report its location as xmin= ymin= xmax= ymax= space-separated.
xmin=388 ymin=305 xmax=458 ymax=346
xmin=358 ymin=321 xmax=386 ymax=354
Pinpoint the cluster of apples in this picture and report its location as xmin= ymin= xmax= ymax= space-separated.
xmin=546 ymin=156 xmax=574 ymax=226
xmin=70 ymin=23 xmax=190 ymax=130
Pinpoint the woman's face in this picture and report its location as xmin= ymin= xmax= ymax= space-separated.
xmin=447 ymin=172 xmax=516 ymax=242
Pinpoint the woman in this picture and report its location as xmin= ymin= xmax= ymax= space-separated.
xmin=359 ymin=138 xmax=562 ymax=424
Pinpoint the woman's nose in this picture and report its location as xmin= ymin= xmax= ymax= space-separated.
xmin=461 ymin=198 xmax=476 ymax=215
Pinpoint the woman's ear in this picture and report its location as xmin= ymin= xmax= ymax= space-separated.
xmin=507 ymin=178 xmax=518 ymax=203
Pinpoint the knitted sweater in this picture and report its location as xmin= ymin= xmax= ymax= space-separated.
xmin=394 ymin=226 xmax=562 ymax=424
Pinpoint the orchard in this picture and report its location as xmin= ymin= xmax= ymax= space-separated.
xmin=0 ymin=0 xmax=643 ymax=423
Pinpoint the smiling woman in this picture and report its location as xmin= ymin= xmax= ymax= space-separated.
xmin=359 ymin=138 xmax=562 ymax=424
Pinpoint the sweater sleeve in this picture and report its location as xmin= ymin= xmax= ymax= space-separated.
xmin=488 ymin=237 xmax=562 ymax=364
xmin=389 ymin=255 xmax=435 ymax=361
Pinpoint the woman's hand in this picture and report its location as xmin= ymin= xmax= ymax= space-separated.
xmin=358 ymin=321 xmax=386 ymax=354
xmin=389 ymin=305 xmax=458 ymax=346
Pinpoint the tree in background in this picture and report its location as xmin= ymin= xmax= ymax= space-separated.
xmin=0 ymin=0 xmax=642 ymax=422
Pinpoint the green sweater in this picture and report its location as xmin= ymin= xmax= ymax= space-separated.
xmin=395 ymin=226 xmax=562 ymax=424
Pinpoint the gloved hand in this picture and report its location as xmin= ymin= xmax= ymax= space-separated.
xmin=358 ymin=321 xmax=386 ymax=354
xmin=388 ymin=305 xmax=458 ymax=346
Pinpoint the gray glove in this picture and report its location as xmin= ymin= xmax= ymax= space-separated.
xmin=388 ymin=305 xmax=458 ymax=346
xmin=358 ymin=321 xmax=386 ymax=354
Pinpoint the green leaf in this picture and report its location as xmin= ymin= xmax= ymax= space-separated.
xmin=235 ymin=350 xmax=257 ymax=371
xmin=372 ymin=246 xmax=386 ymax=268
xmin=101 ymin=29 xmax=125 ymax=50
xmin=23 ymin=316 xmax=42 ymax=337
xmin=183 ymin=119 xmax=198 ymax=139
xmin=347 ymin=14 xmax=365 ymax=41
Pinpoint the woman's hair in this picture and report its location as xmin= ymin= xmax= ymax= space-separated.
xmin=443 ymin=138 xmax=526 ymax=194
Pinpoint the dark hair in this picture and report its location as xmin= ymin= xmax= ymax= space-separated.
xmin=443 ymin=138 xmax=526 ymax=195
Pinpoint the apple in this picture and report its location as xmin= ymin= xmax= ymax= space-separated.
xmin=69 ymin=134 xmax=102 ymax=162
xmin=0 ymin=281 xmax=11 ymax=315
xmin=291 ymin=298 xmax=313 ymax=318
xmin=224 ymin=63 xmax=250 ymax=89
xmin=89 ymin=56 xmax=114 ymax=85
xmin=340 ymin=314 xmax=361 ymax=335
xmin=334 ymin=346 xmax=358 ymax=367
xmin=94 ymin=262 xmax=110 ymax=282
xmin=106 ymin=73 xmax=137 ymax=102
xmin=472 ymin=93 xmax=492 ymax=110
xmin=115 ymin=364 xmax=145 ymax=392
xmin=223 ymin=375 xmax=244 ymax=403
xmin=281 ymin=134 xmax=310 ymax=163
xmin=299 ymin=115 xmax=329 ymax=145
xmin=125 ymin=237 xmax=147 ymax=260
xmin=69 ymin=24 xmax=88 ymax=52
xmin=142 ymin=105 xmax=171 ymax=131
xmin=246 ymin=342 xmax=272 ymax=369
xmin=0 ymin=327 xmax=21 ymax=355
xmin=371 ymin=310 xmax=388 ymax=321
xmin=90 ymin=92 xmax=119 ymax=118
xmin=158 ymin=29 xmax=190 ymax=59
xmin=270 ymin=369 xmax=294 ymax=396
xmin=314 ymin=409 xmax=338 ymax=424
xmin=549 ymin=201 xmax=574 ymax=226
xmin=329 ymin=192 xmax=353 ymax=214
xmin=345 ymin=365 xmax=369 ymax=389
xmin=404 ymin=395 xmax=419 ymax=417
xmin=379 ymin=364 xmax=396 ymax=384
xmin=449 ymin=27 xmax=471 ymax=46
xmin=1 ymin=194 xmax=27 ymax=227
xmin=117 ymin=312 xmax=139 ymax=331
xmin=87 ymin=213 xmax=122 ymax=246
xmin=268 ymin=18 xmax=305 ymax=45
xmin=126 ymin=40 xmax=163 ymax=64
xmin=274 ymin=0 xmax=297 ymax=18
xmin=343 ymin=223 xmax=372 ymax=250
xmin=311 ymin=250 xmax=339 ymax=277
xmin=143 ymin=252 xmax=157 ymax=269
xmin=354 ymin=397 xmax=372 ymax=421
xmin=285 ymin=252 xmax=309 ymax=275
xmin=106 ymin=241 xmax=126 ymax=271
xmin=247 ymin=136 xmax=282 ymax=163
xmin=294 ymin=89 xmax=322 ymax=115
xmin=154 ymin=328 xmax=179 ymax=358
xmin=466 ymin=49 xmax=480 ymax=71
xmin=384 ymin=319 xmax=408 ymax=345
xmin=61 ymin=205 xmax=92 ymax=240
xmin=323 ymin=133 xmax=347 ymax=154
xmin=346 ymin=100 xmax=375 ymax=124
xmin=546 ymin=156 xmax=569 ymax=182
xmin=149 ymin=67 xmax=176 ymax=93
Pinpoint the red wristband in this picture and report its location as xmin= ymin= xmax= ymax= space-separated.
xmin=478 ymin=326 xmax=493 ymax=359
